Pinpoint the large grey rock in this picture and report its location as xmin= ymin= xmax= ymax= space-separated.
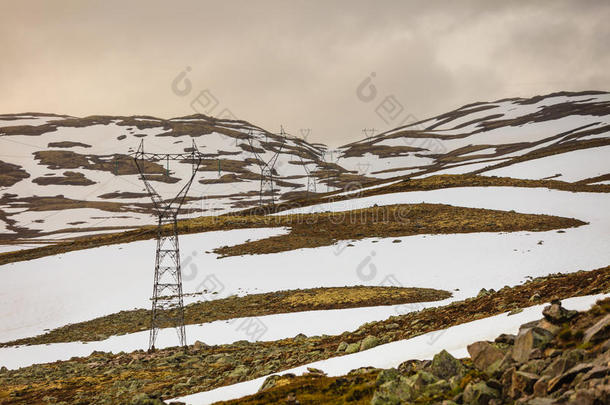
xmin=371 ymin=376 xmax=414 ymax=405
xmin=131 ymin=393 xmax=166 ymax=405
xmin=462 ymin=381 xmax=499 ymax=405
xmin=542 ymin=302 xmax=577 ymax=324
xmin=512 ymin=327 xmax=554 ymax=363
xmin=583 ymin=314 xmax=610 ymax=343
xmin=345 ymin=342 xmax=360 ymax=354
xmin=509 ymin=371 xmax=538 ymax=399
xmin=258 ymin=374 xmax=295 ymax=392
xmin=431 ymin=350 xmax=463 ymax=379
xmin=410 ymin=370 xmax=438 ymax=392
xmin=547 ymin=363 xmax=594 ymax=393
xmin=228 ymin=364 xmax=249 ymax=379
xmin=467 ymin=341 xmax=504 ymax=371
xmin=360 ymin=335 xmax=380 ymax=351
xmin=376 ymin=368 xmax=400 ymax=386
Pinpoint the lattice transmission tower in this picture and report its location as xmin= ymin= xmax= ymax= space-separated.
xmin=321 ymin=148 xmax=343 ymax=192
xmin=132 ymin=140 xmax=203 ymax=351
xmin=247 ymin=128 xmax=286 ymax=206
xmin=294 ymin=130 xmax=322 ymax=200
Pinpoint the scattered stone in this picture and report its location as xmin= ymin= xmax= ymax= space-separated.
xmin=371 ymin=376 xmax=414 ymax=404
xmin=547 ymin=363 xmax=594 ymax=393
xmin=536 ymin=319 xmax=561 ymax=335
xmin=228 ymin=364 xmax=249 ymax=379
xmin=512 ymin=327 xmax=554 ymax=363
xmin=508 ymin=308 xmax=524 ymax=316
xmin=582 ymin=365 xmax=609 ymax=381
xmin=542 ymin=302 xmax=577 ymax=324
xmin=583 ymin=314 xmax=610 ymax=343
xmin=495 ymin=333 xmax=516 ymax=345
xmin=463 ymin=381 xmax=500 ymax=405
xmin=467 ymin=341 xmax=504 ymax=371
xmin=431 ymin=350 xmax=463 ymax=379
xmin=259 ymin=374 xmax=295 ymax=392
xmin=510 ymin=371 xmax=538 ymax=398
xmin=360 ymin=335 xmax=380 ymax=351
xmin=285 ymin=392 xmax=300 ymax=405
xmin=376 ymin=368 xmax=399 ymax=386
xmin=131 ymin=393 xmax=166 ymax=405
xmin=305 ymin=367 xmax=326 ymax=376
xmin=397 ymin=359 xmax=423 ymax=375
xmin=544 ymin=357 xmax=572 ymax=378
xmin=345 ymin=342 xmax=360 ymax=354
xmin=532 ymin=375 xmax=549 ymax=396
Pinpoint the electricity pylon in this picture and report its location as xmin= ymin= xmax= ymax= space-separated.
xmin=247 ymin=129 xmax=285 ymax=206
xmin=132 ymin=139 xmax=203 ymax=351
xmin=321 ymin=148 xmax=343 ymax=192
xmin=298 ymin=154 xmax=317 ymax=199
xmin=362 ymin=128 xmax=376 ymax=139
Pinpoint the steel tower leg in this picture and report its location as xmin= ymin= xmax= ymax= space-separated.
xmin=149 ymin=213 xmax=187 ymax=351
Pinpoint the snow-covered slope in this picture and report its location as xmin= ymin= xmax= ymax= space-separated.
xmin=338 ymin=91 xmax=610 ymax=181
xmin=0 ymin=114 xmax=338 ymax=240
xmin=1 ymin=91 xmax=609 ymax=242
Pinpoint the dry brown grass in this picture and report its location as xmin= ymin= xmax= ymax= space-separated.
xmin=1 ymin=286 xmax=451 ymax=346
xmin=214 ymin=203 xmax=585 ymax=257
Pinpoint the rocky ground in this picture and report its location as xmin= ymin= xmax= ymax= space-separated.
xmin=216 ymin=297 xmax=610 ymax=405
xmin=1 ymin=286 xmax=451 ymax=346
xmin=0 ymin=266 xmax=607 ymax=404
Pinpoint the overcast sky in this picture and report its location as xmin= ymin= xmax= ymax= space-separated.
xmin=1 ymin=0 xmax=608 ymax=146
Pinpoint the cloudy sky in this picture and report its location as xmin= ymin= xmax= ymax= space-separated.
xmin=1 ymin=0 xmax=608 ymax=146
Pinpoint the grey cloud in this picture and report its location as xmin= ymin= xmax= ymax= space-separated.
xmin=0 ymin=0 xmax=608 ymax=146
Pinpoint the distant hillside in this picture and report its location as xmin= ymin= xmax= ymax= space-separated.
xmin=0 ymin=90 xmax=608 ymax=241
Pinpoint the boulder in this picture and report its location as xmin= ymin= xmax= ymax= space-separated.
xmin=495 ymin=333 xmax=516 ymax=345
xmin=411 ymin=370 xmax=438 ymax=391
xmin=512 ymin=327 xmax=554 ymax=363
xmin=463 ymin=381 xmax=499 ymax=405
xmin=421 ymin=379 xmax=451 ymax=397
xmin=228 ymin=364 xmax=249 ymax=379
xmin=533 ymin=376 xmax=550 ymax=397
xmin=305 ymin=367 xmax=326 ymax=376
xmin=345 ymin=342 xmax=360 ymax=354
xmin=543 ymin=357 xmax=573 ymax=378
xmin=509 ymin=371 xmax=538 ymax=398
xmin=536 ymin=319 xmax=561 ymax=335
xmin=582 ymin=365 xmax=609 ymax=381
xmin=336 ymin=342 xmax=348 ymax=352
xmin=376 ymin=368 xmax=400 ymax=386
xmin=371 ymin=376 xmax=414 ymax=405
xmin=397 ymin=359 xmax=424 ymax=375
xmin=130 ymin=393 xmax=166 ymax=405
xmin=360 ymin=335 xmax=380 ymax=351
xmin=547 ymin=363 xmax=594 ymax=393
xmin=258 ymin=374 xmax=296 ymax=392
xmin=431 ymin=350 xmax=463 ymax=379
xmin=583 ymin=314 xmax=610 ymax=343
xmin=467 ymin=341 xmax=504 ymax=371
xmin=542 ymin=303 xmax=577 ymax=325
